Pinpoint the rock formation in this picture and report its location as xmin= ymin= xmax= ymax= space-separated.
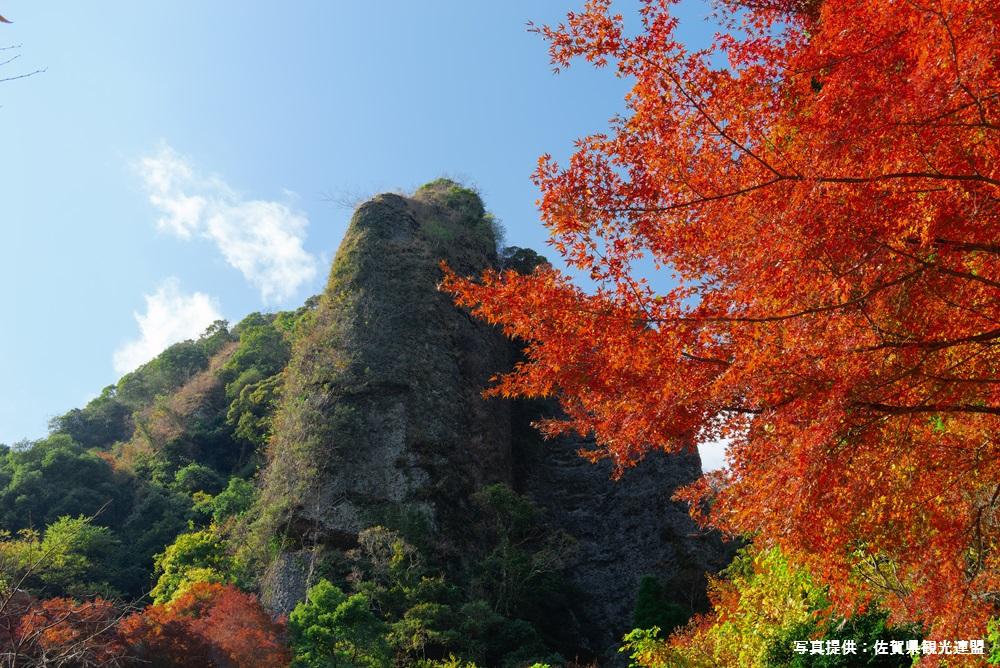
xmin=518 ymin=420 xmax=726 ymax=659
xmin=251 ymin=179 xmax=727 ymax=663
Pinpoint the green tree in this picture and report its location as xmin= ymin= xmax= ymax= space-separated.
xmin=0 ymin=434 xmax=129 ymax=530
xmin=987 ymin=618 xmax=1000 ymax=665
xmin=766 ymin=610 xmax=921 ymax=667
xmin=171 ymin=462 xmax=224 ymax=495
xmin=150 ymin=528 xmax=237 ymax=604
xmin=0 ymin=515 xmax=119 ymax=597
xmin=470 ymin=484 xmax=575 ymax=617
xmin=222 ymin=315 xmax=291 ymax=400
xmin=116 ymin=321 xmax=233 ymax=407
xmin=210 ymin=476 xmax=256 ymax=524
xmin=623 ymin=546 xmax=921 ymax=668
xmin=112 ymin=481 xmax=193 ymax=594
xmin=226 ymin=372 xmax=283 ymax=463
xmin=49 ymin=385 xmax=132 ymax=449
xmin=290 ymin=579 xmax=391 ymax=668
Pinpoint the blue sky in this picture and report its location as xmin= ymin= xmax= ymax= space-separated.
xmin=0 ymin=1 xmax=725 ymax=469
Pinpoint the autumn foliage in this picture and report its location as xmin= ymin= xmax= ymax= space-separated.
xmin=442 ymin=0 xmax=1000 ymax=646
xmin=120 ymin=582 xmax=291 ymax=667
xmin=1 ymin=594 xmax=128 ymax=666
xmin=0 ymin=583 xmax=287 ymax=667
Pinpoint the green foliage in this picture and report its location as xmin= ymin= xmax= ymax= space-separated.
xmin=0 ymin=515 xmax=119 ymax=597
xmin=412 ymin=179 xmax=498 ymax=253
xmin=500 ymin=246 xmax=548 ymax=275
xmin=765 ymin=610 xmax=922 ymax=667
xmin=354 ymin=526 xmax=424 ymax=590
xmin=633 ymin=575 xmax=692 ymax=635
xmin=127 ymin=375 xmax=240 ymax=480
xmin=470 ymin=484 xmax=576 ymax=617
xmin=0 ymin=430 xmax=210 ymax=598
xmin=987 ymin=617 xmax=1000 ymax=664
xmin=290 ymin=579 xmax=391 ymax=668
xmin=713 ymin=546 xmax=828 ymax=667
xmin=621 ymin=627 xmax=679 ymax=668
xmin=273 ymin=294 xmax=321 ymax=343
xmin=0 ymin=433 xmax=130 ymax=531
xmin=1 ymin=306 xmax=300 ymax=603
xmin=150 ymin=528 xmax=238 ymax=604
xmin=413 ymin=657 xmax=478 ymax=668
xmin=113 ymin=481 xmax=193 ymax=594
xmin=48 ymin=385 xmax=132 ymax=449
xmin=116 ymin=323 xmax=232 ymax=408
xmin=389 ymin=601 xmax=462 ymax=660
xmin=423 ymin=217 xmax=459 ymax=244
xmin=351 ymin=527 xmax=462 ymax=657
xmin=414 ymin=179 xmax=485 ymax=221
xmin=119 ymin=314 xmax=291 ymax=482
xmin=453 ymin=600 xmax=559 ymax=668
xmin=622 ymin=546 xmax=828 ymax=667
xmin=172 ymin=462 xmax=224 ymax=495
xmin=221 ymin=314 xmax=291 ymax=400
xmin=210 ymin=476 xmax=256 ymax=524
xmin=626 ymin=546 xmax=924 ymax=668
xmin=345 ymin=525 xmax=559 ymax=667
xmin=226 ymin=372 xmax=283 ymax=458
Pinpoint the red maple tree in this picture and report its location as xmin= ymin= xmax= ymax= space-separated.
xmin=0 ymin=594 xmax=129 ymax=666
xmin=119 ymin=582 xmax=290 ymax=668
xmin=443 ymin=0 xmax=999 ymax=641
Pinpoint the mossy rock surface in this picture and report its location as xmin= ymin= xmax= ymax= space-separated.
xmin=247 ymin=180 xmax=727 ymax=667
xmin=251 ymin=183 xmax=513 ymax=600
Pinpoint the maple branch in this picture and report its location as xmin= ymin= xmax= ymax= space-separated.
xmin=901 ymin=120 xmax=1000 ymax=131
xmin=814 ymin=172 xmax=1000 ymax=188
xmin=893 ymin=92 xmax=1000 ymax=130
xmin=720 ymin=404 xmax=763 ymax=415
xmin=618 ymin=176 xmax=788 ymax=214
xmin=857 ymin=327 xmax=1000 ymax=352
xmin=619 ymin=170 xmax=999 ymax=217
xmin=681 ymin=351 xmax=732 ymax=367
xmin=789 ymin=30 xmax=907 ymax=76
xmin=905 ymin=0 xmax=990 ymax=126
xmin=856 ymin=299 xmax=917 ymax=345
xmin=855 ymin=402 xmax=1000 ymax=416
xmin=627 ymin=49 xmax=786 ymax=177
xmin=669 ymin=266 xmax=924 ymax=323
xmin=932 ymin=238 xmax=1000 ymax=256
xmin=920 ymin=374 xmax=1000 ymax=384
xmin=882 ymin=242 xmax=1000 ymax=290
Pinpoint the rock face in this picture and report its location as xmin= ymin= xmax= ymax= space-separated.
xmin=253 ymin=180 xmax=727 ymax=663
xmin=254 ymin=180 xmax=512 ymax=559
xmin=518 ymin=421 xmax=727 ymax=661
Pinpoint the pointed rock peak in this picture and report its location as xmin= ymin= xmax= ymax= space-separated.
xmin=412 ymin=178 xmax=486 ymax=221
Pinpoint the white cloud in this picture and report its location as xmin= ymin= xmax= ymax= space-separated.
xmin=113 ymin=278 xmax=223 ymax=375
xmin=138 ymin=143 xmax=318 ymax=303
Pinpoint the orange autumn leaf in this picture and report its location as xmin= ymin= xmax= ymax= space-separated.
xmin=442 ymin=0 xmax=1000 ymax=647
xmin=119 ymin=582 xmax=290 ymax=667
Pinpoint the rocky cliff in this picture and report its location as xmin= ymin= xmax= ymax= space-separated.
xmin=250 ymin=180 xmax=727 ymax=663
xmin=517 ymin=415 xmax=726 ymax=659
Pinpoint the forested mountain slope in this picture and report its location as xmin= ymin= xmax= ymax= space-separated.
xmin=1 ymin=180 xmax=725 ymax=666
